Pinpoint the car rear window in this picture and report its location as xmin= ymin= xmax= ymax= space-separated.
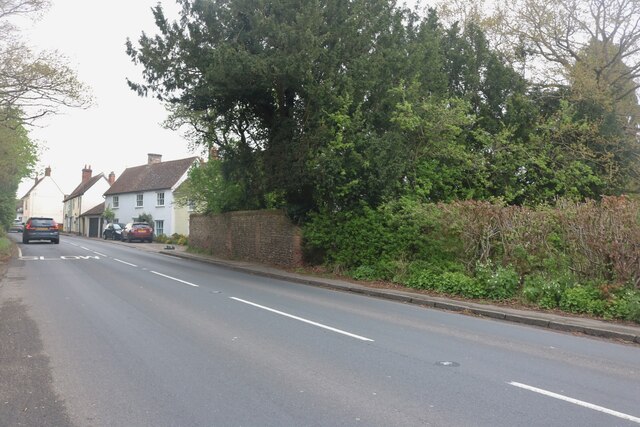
xmin=133 ymin=224 xmax=150 ymax=229
xmin=30 ymin=219 xmax=55 ymax=227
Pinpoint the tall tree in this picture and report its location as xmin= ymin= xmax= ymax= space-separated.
xmin=0 ymin=0 xmax=89 ymax=123
xmin=127 ymin=0 xmax=415 ymax=213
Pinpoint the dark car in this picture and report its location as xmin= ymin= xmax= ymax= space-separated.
xmin=103 ymin=223 xmax=123 ymax=240
xmin=122 ymin=222 xmax=153 ymax=243
xmin=9 ymin=220 xmax=24 ymax=233
xmin=22 ymin=217 xmax=59 ymax=244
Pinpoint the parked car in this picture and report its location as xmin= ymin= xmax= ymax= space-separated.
xmin=122 ymin=222 xmax=153 ymax=243
xmin=103 ymin=223 xmax=123 ymax=240
xmin=22 ymin=217 xmax=59 ymax=244
xmin=9 ymin=219 xmax=24 ymax=233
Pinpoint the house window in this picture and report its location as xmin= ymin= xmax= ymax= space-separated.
xmin=113 ymin=196 xmax=119 ymax=208
xmin=156 ymin=192 xmax=165 ymax=207
xmin=136 ymin=194 xmax=143 ymax=207
xmin=154 ymin=220 xmax=164 ymax=236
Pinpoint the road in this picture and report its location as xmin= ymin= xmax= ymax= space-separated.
xmin=1 ymin=234 xmax=639 ymax=426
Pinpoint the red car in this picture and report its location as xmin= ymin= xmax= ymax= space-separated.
xmin=122 ymin=222 xmax=154 ymax=243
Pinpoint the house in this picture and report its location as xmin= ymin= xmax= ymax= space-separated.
xmin=20 ymin=166 xmax=65 ymax=225
xmin=62 ymin=165 xmax=114 ymax=236
xmin=103 ymin=154 xmax=198 ymax=237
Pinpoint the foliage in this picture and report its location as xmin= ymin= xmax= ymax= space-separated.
xmin=135 ymin=212 xmax=153 ymax=225
xmin=0 ymin=112 xmax=36 ymax=228
xmin=102 ymin=207 xmax=115 ymax=223
xmin=0 ymin=0 xmax=89 ymax=123
xmin=175 ymin=159 xmax=253 ymax=214
xmin=0 ymin=235 xmax=10 ymax=260
xmin=154 ymin=233 xmax=189 ymax=246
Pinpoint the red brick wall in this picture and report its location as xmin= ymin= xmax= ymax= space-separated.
xmin=189 ymin=210 xmax=303 ymax=267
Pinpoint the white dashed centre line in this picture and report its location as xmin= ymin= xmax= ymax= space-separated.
xmin=509 ymin=381 xmax=640 ymax=424
xmin=230 ymin=297 xmax=374 ymax=342
xmin=114 ymin=259 xmax=137 ymax=267
xmin=93 ymin=251 xmax=107 ymax=257
xmin=151 ymin=271 xmax=200 ymax=288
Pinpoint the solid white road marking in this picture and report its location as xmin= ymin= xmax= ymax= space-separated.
xmin=230 ymin=297 xmax=374 ymax=342
xmin=114 ymin=259 xmax=137 ymax=267
xmin=509 ymin=382 xmax=640 ymax=424
xmin=80 ymin=246 xmax=90 ymax=251
xmin=151 ymin=271 xmax=200 ymax=288
xmin=93 ymin=251 xmax=107 ymax=257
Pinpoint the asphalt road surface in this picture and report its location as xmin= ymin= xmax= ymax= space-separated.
xmin=1 ymin=234 xmax=639 ymax=426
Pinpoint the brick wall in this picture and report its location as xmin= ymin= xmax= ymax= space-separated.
xmin=189 ymin=210 xmax=303 ymax=267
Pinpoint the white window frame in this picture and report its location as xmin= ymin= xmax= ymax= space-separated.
xmin=136 ymin=193 xmax=143 ymax=208
xmin=154 ymin=220 xmax=164 ymax=236
xmin=113 ymin=195 xmax=119 ymax=208
xmin=156 ymin=192 xmax=165 ymax=207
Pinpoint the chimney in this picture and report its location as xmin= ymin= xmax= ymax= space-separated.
xmin=82 ymin=164 xmax=92 ymax=182
xmin=148 ymin=153 xmax=162 ymax=165
xmin=34 ymin=174 xmax=38 ymax=184
xmin=108 ymin=171 xmax=116 ymax=186
xmin=45 ymin=166 xmax=51 ymax=177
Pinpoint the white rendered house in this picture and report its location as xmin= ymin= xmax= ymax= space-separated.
xmin=103 ymin=154 xmax=198 ymax=237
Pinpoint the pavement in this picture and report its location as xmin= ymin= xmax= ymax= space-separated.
xmin=19 ymin=235 xmax=640 ymax=345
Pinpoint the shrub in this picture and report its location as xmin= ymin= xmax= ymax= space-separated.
xmin=475 ymin=263 xmax=521 ymax=300
xmin=559 ymin=285 xmax=605 ymax=316
xmin=522 ymin=274 xmax=570 ymax=309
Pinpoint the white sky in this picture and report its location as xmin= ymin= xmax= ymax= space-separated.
xmin=17 ymin=0 xmax=198 ymax=197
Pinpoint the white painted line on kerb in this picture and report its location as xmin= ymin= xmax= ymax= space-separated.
xmin=17 ymin=247 xmax=22 ymax=258
xmin=509 ymin=382 xmax=640 ymax=424
xmin=230 ymin=297 xmax=374 ymax=342
xmin=114 ymin=259 xmax=137 ymax=267
xmin=151 ymin=271 xmax=200 ymax=288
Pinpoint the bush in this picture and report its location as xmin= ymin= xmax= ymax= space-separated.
xmin=559 ymin=285 xmax=606 ymax=316
xmin=522 ymin=274 xmax=570 ymax=309
xmin=475 ymin=263 xmax=521 ymax=300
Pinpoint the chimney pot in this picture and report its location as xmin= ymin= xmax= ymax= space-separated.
xmin=82 ymin=164 xmax=92 ymax=182
xmin=45 ymin=166 xmax=51 ymax=177
xmin=148 ymin=153 xmax=162 ymax=165
xmin=108 ymin=171 xmax=116 ymax=186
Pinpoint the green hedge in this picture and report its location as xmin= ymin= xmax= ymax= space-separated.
xmin=303 ymin=197 xmax=640 ymax=323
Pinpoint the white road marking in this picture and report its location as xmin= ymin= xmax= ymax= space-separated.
xmin=114 ymin=259 xmax=137 ymax=267
xmin=230 ymin=297 xmax=374 ymax=342
xmin=150 ymin=271 xmax=199 ymax=288
xmin=509 ymin=382 xmax=640 ymax=424
xmin=93 ymin=251 xmax=107 ymax=257
xmin=80 ymin=246 xmax=90 ymax=251
xmin=17 ymin=247 xmax=22 ymax=258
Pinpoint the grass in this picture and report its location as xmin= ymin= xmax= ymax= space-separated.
xmin=0 ymin=235 xmax=11 ymax=261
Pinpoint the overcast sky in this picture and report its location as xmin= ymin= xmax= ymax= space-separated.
xmin=17 ymin=0 xmax=197 ymax=197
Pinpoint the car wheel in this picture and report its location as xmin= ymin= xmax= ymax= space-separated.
xmin=103 ymin=234 xmax=107 ymax=240
xmin=53 ymin=239 xmax=59 ymax=244
xmin=22 ymin=238 xmax=28 ymax=244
